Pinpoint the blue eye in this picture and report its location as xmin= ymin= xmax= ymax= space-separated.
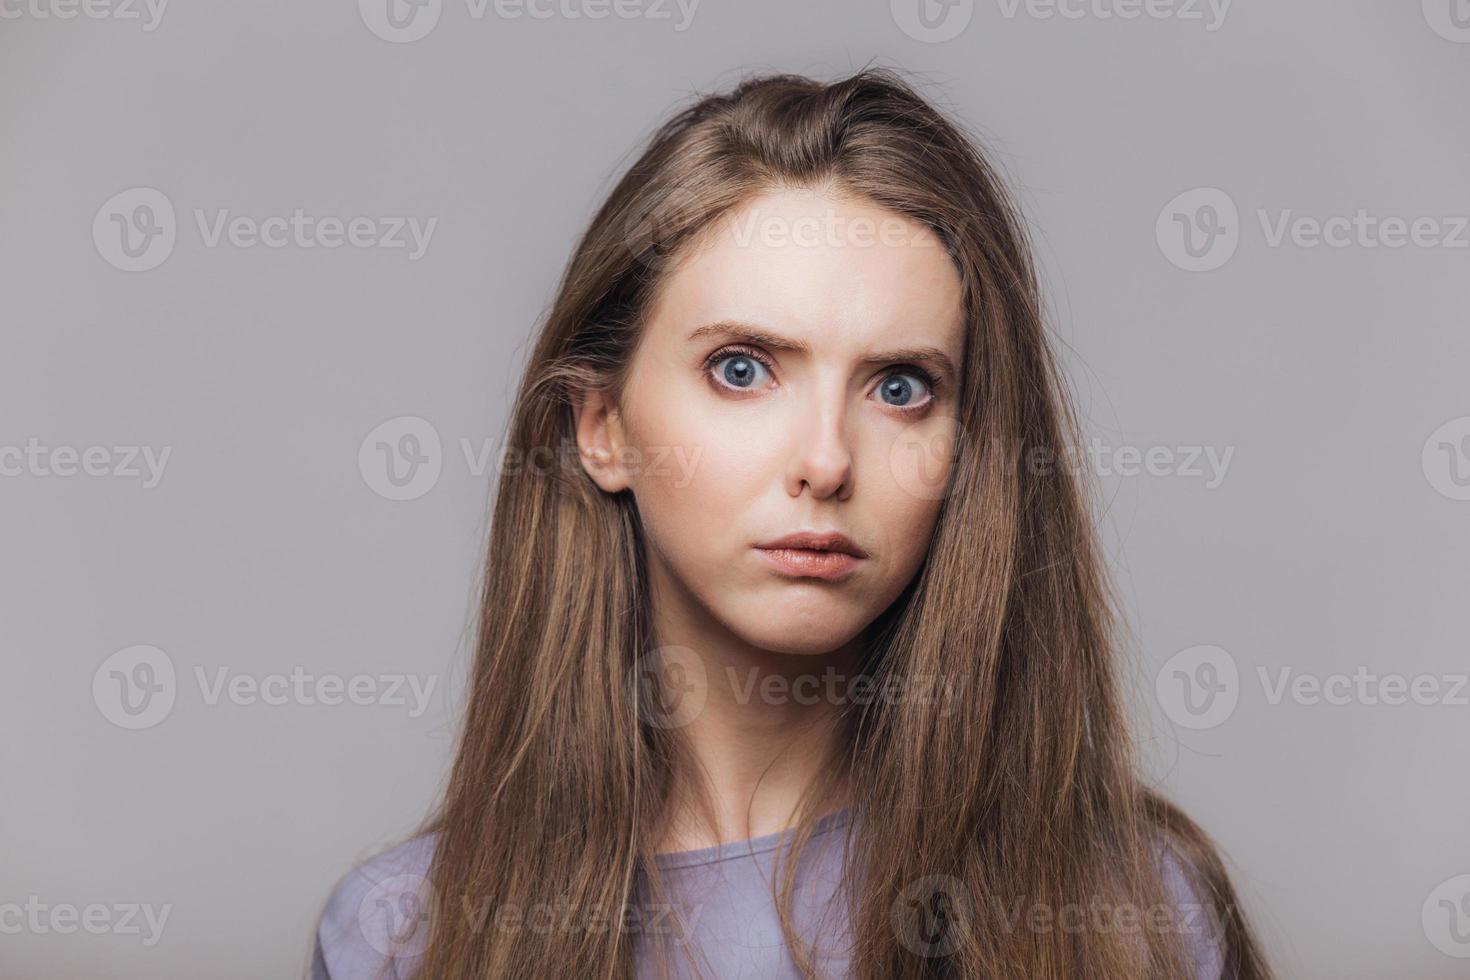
xmin=877 ymin=371 xmax=932 ymax=407
xmin=703 ymin=346 xmax=939 ymax=411
xmin=711 ymin=353 xmax=772 ymax=390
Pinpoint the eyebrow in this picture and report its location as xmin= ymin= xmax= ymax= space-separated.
xmin=686 ymin=320 xmax=958 ymax=380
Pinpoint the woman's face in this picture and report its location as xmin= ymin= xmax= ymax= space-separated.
xmin=578 ymin=186 xmax=965 ymax=656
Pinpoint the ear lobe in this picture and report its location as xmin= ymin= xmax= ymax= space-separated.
xmin=573 ymin=388 xmax=632 ymax=493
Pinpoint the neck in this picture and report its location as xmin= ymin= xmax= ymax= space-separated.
xmin=644 ymin=557 xmax=859 ymax=853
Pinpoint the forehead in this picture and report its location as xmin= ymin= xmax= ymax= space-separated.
xmin=644 ymin=186 xmax=965 ymax=356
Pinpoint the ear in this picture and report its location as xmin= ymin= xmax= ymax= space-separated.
xmin=573 ymin=387 xmax=633 ymax=493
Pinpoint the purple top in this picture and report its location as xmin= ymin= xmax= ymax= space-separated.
xmin=311 ymin=808 xmax=1223 ymax=979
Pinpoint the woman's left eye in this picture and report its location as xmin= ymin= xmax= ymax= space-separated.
xmin=707 ymin=351 xmax=773 ymax=391
xmin=875 ymin=370 xmax=935 ymax=409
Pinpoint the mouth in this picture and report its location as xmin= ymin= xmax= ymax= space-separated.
xmin=753 ymin=531 xmax=868 ymax=582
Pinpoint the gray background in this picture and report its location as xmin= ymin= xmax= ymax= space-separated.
xmin=3 ymin=0 xmax=1468 ymax=976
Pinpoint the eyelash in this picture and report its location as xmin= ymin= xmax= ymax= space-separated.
xmin=701 ymin=344 xmax=942 ymax=414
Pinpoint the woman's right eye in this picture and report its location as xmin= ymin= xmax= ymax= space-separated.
xmin=706 ymin=349 xmax=774 ymax=392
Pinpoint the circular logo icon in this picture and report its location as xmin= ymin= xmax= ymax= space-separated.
xmin=620 ymin=184 xmax=704 ymax=274
xmin=1422 ymin=874 xmax=1470 ymax=958
xmin=93 ymin=644 xmax=177 ymax=730
xmin=359 ymin=416 xmax=443 ymax=501
xmin=887 ymin=416 xmax=965 ymax=502
xmin=890 ymin=0 xmax=974 ymax=43
xmin=1156 ymin=187 xmax=1239 ymax=272
xmin=358 ymin=873 xmax=434 ymax=959
xmin=890 ymin=874 xmax=973 ymax=958
xmin=631 ymin=645 xmax=707 ymax=730
xmin=1155 ymin=644 xmax=1239 ymax=730
xmin=1423 ymin=0 xmax=1470 ymax=42
xmin=1421 ymin=416 xmax=1470 ymax=501
xmin=359 ymin=0 xmax=441 ymax=42
xmin=93 ymin=187 xmax=176 ymax=272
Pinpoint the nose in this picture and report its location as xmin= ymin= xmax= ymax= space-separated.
xmin=784 ymin=385 xmax=854 ymax=501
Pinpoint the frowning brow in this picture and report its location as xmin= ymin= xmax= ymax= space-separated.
xmin=686 ymin=320 xmax=958 ymax=380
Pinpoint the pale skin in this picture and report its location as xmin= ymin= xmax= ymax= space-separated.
xmin=575 ymin=185 xmax=965 ymax=853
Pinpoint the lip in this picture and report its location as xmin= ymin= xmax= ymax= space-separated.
xmin=753 ymin=530 xmax=868 ymax=582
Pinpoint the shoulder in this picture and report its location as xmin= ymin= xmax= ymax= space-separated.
xmin=311 ymin=834 xmax=439 ymax=980
xmin=1155 ymin=835 xmax=1227 ymax=980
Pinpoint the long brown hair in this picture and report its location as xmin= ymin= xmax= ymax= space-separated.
xmin=395 ymin=66 xmax=1273 ymax=979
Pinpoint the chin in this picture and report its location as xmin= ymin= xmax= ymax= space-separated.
xmin=729 ymin=601 xmax=870 ymax=657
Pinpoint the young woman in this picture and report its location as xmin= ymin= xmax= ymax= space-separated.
xmin=310 ymin=67 xmax=1274 ymax=979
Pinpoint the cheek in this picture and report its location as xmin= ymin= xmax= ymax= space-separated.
xmin=621 ymin=401 xmax=777 ymax=558
xmin=867 ymin=470 xmax=946 ymax=576
xmin=863 ymin=418 xmax=954 ymax=576
xmin=882 ymin=414 xmax=960 ymax=506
